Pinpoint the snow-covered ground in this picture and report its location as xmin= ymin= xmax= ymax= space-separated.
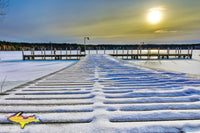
xmin=0 ymin=50 xmax=200 ymax=132
xmin=0 ymin=54 xmax=200 ymax=132
xmin=0 ymin=51 xmax=77 ymax=92
xmin=1 ymin=50 xmax=200 ymax=92
xmin=127 ymin=50 xmax=200 ymax=77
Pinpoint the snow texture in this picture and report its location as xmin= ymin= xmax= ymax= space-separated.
xmin=127 ymin=50 xmax=200 ymax=77
xmin=0 ymin=53 xmax=200 ymax=132
xmin=0 ymin=51 xmax=77 ymax=91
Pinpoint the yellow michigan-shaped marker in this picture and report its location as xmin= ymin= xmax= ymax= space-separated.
xmin=8 ymin=112 xmax=41 ymax=129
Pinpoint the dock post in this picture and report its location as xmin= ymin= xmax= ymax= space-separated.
xmin=116 ymin=49 xmax=118 ymax=58
xmin=122 ymin=47 xmax=124 ymax=59
xmin=187 ymin=48 xmax=190 ymax=59
xmin=54 ymin=48 xmax=57 ymax=60
xmin=167 ymin=47 xmax=169 ymax=54
xmin=31 ymin=48 xmax=33 ymax=55
xmin=33 ymin=48 xmax=35 ymax=60
xmin=30 ymin=48 xmax=33 ymax=60
xmin=177 ymin=48 xmax=179 ymax=58
xmin=191 ymin=47 xmax=193 ymax=59
xmin=77 ymin=48 xmax=79 ymax=60
xmin=147 ymin=48 xmax=149 ymax=59
xmin=41 ymin=48 xmax=43 ymax=60
xmin=191 ymin=47 xmax=193 ymax=54
xmin=51 ymin=44 xmax=53 ymax=60
xmin=85 ymin=46 xmax=86 ymax=56
xmin=41 ymin=48 xmax=42 ymax=55
xmin=79 ymin=48 xmax=80 ymax=59
xmin=70 ymin=47 xmax=72 ymax=60
xmin=22 ymin=49 xmax=25 ymax=60
xmin=127 ymin=49 xmax=129 ymax=59
xmin=175 ymin=48 xmax=177 ymax=58
xmin=60 ymin=48 xmax=62 ymax=60
xmin=66 ymin=48 xmax=68 ymax=60
xmin=44 ymin=48 xmax=46 ymax=60
xmin=158 ymin=48 xmax=160 ymax=59
xmin=167 ymin=48 xmax=169 ymax=59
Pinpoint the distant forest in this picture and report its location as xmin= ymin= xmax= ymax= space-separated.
xmin=0 ymin=41 xmax=200 ymax=51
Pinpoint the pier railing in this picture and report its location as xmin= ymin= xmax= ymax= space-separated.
xmin=22 ymin=48 xmax=193 ymax=60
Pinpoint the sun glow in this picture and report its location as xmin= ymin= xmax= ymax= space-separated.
xmin=148 ymin=7 xmax=165 ymax=24
xmin=148 ymin=11 xmax=161 ymax=23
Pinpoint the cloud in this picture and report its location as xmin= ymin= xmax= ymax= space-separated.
xmin=155 ymin=29 xmax=179 ymax=33
xmin=1 ymin=0 xmax=200 ymax=43
xmin=149 ymin=5 xmax=166 ymax=12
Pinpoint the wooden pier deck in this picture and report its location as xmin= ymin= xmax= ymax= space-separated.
xmin=23 ymin=54 xmax=86 ymax=60
xmin=22 ymin=49 xmax=193 ymax=60
xmin=110 ymin=53 xmax=192 ymax=59
xmin=1 ymin=55 xmax=200 ymax=132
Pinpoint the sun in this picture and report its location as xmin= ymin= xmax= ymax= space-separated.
xmin=148 ymin=11 xmax=161 ymax=24
xmin=148 ymin=7 xmax=165 ymax=24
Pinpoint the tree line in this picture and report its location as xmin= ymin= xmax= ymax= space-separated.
xmin=0 ymin=41 xmax=200 ymax=51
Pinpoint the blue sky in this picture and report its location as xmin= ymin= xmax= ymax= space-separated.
xmin=0 ymin=0 xmax=200 ymax=44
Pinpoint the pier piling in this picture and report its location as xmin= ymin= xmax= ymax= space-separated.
xmin=23 ymin=48 xmax=193 ymax=60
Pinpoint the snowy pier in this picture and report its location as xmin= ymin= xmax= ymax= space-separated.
xmin=22 ymin=49 xmax=193 ymax=60
xmin=1 ymin=55 xmax=200 ymax=132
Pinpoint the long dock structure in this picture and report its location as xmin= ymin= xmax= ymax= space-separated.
xmin=1 ymin=55 xmax=200 ymax=132
xmin=110 ymin=53 xmax=192 ymax=59
xmin=22 ymin=48 xmax=193 ymax=60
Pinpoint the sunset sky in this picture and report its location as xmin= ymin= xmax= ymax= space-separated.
xmin=0 ymin=0 xmax=200 ymax=44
